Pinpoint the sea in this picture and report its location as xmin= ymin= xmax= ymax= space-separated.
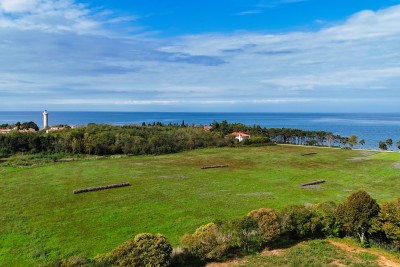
xmin=0 ymin=111 xmax=399 ymax=150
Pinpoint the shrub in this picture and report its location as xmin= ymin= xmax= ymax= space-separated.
xmin=248 ymin=208 xmax=280 ymax=243
xmin=180 ymin=223 xmax=229 ymax=261
xmin=311 ymin=202 xmax=339 ymax=237
xmin=234 ymin=216 xmax=262 ymax=252
xmin=281 ymin=205 xmax=314 ymax=239
xmin=96 ymin=233 xmax=172 ymax=267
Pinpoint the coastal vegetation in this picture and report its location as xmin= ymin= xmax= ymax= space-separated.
xmin=0 ymin=120 xmax=356 ymax=158
xmin=1 ymin=145 xmax=400 ymax=265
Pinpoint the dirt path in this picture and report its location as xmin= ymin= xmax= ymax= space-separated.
xmin=329 ymin=240 xmax=400 ymax=267
xmin=205 ymin=248 xmax=286 ymax=267
xmin=206 ymin=241 xmax=400 ymax=267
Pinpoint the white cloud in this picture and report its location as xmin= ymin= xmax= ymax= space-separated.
xmin=0 ymin=0 xmax=38 ymax=13
xmin=0 ymin=2 xmax=400 ymax=111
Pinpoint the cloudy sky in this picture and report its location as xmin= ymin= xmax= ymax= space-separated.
xmin=1 ymin=0 xmax=400 ymax=112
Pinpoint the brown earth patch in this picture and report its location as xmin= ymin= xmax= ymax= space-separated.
xmin=205 ymin=247 xmax=287 ymax=267
xmin=206 ymin=259 xmax=243 ymax=267
xmin=358 ymin=151 xmax=378 ymax=156
xmin=261 ymin=247 xmax=286 ymax=256
xmin=347 ymin=157 xmax=371 ymax=161
xmin=329 ymin=240 xmax=400 ymax=267
xmin=393 ymin=163 xmax=400 ymax=169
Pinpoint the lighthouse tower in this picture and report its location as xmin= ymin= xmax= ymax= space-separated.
xmin=43 ymin=110 xmax=49 ymax=129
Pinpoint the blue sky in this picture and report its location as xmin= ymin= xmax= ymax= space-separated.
xmin=1 ymin=0 xmax=400 ymax=112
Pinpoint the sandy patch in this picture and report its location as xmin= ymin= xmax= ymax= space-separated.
xmin=358 ymin=151 xmax=378 ymax=156
xmin=237 ymin=192 xmax=273 ymax=197
xmin=393 ymin=163 xmax=400 ymax=169
xmin=347 ymin=157 xmax=371 ymax=161
xmin=261 ymin=248 xmax=286 ymax=256
xmin=159 ymin=175 xmax=186 ymax=179
xmin=301 ymin=185 xmax=323 ymax=190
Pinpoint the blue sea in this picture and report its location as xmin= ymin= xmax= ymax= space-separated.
xmin=0 ymin=112 xmax=399 ymax=150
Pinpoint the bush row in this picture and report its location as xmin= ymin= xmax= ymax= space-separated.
xmin=55 ymin=191 xmax=399 ymax=266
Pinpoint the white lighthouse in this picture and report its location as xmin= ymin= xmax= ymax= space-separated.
xmin=43 ymin=110 xmax=49 ymax=129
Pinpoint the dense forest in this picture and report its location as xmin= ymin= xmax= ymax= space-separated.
xmin=0 ymin=120 xmax=359 ymax=157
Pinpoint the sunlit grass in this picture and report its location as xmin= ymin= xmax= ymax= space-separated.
xmin=1 ymin=146 xmax=399 ymax=265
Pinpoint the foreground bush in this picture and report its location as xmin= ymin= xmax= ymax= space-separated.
xmin=281 ymin=205 xmax=314 ymax=239
xmin=180 ymin=223 xmax=229 ymax=261
xmin=311 ymin=202 xmax=340 ymax=237
xmin=247 ymin=208 xmax=280 ymax=243
xmin=371 ymin=198 xmax=400 ymax=250
xmin=96 ymin=233 xmax=172 ymax=267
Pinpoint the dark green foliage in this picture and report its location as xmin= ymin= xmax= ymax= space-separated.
xmin=0 ymin=121 xmax=350 ymax=157
xmin=336 ymin=190 xmax=380 ymax=245
xmin=386 ymin=139 xmax=393 ymax=149
xmin=281 ymin=205 xmax=314 ymax=239
xmin=233 ymin=216 xmax=262 ymax=252
xmin=379 ymin=141 xmax=388 ymax=151
xmin=96 ymin=233 xmax=172 ymax=267
xmin=371 ymin=198 xmax=400 ymax=250
xmin=310 ymin=202 xmax=340 ymax=237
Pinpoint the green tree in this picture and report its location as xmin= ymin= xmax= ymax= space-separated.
xmin=379 ymin=141 xmax=388 ymax=151
xmin=281 ymin=205 xmax=314 ymax=239
xmin=386 ymin=139 xmax=393 ymax=150
xmin=397 ymin=140 xmax=400 ymax=150
xmin=234 ymin=216 xmax=262 ymax=252
xmin=371 ymin=199 xmax=400 ymax=250
xmin=348 ymin=135 xmax=358 ymax=148
xmin=311 ymin=202 xmax=340 ymax=237
xmin=336 ymin=190 xmax=380 ymax=246
xmin=359 ymin=139 xmax=365 ymax=147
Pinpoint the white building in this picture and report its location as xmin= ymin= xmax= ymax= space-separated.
xmin=43 ymin=110 xmax=48 ymax=129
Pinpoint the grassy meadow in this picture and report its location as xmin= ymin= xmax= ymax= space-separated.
xmin=239 ymin=238 xmax=399 ymax=267
xmin=1 ymin=145 xmax=400 ymax=265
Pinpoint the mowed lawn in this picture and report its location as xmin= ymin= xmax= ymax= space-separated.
xmin=1 ymin=145 xmax=400 ymax=265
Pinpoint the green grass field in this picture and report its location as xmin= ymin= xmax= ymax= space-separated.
xmin=1 ymin=145 xmax=400 ymax=266
xmin=239 ymin=239 xmax=384 ymax=267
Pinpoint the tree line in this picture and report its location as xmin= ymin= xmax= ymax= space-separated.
xmin=1 ymin=120 xmax=399 ymax=157
xmin=55 ymin=191 xmax=400 ymax=266
xmin=0 ymin=121 xmax=361 ymax=157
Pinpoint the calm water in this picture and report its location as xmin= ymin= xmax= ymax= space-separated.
xmin=1 ymin=111 xmax=399 ymax=150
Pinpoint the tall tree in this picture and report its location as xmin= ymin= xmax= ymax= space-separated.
xmin=379 ymin=141 xmax=388 ymax=151
xmin=348 ymin=135 xmax=358 ymax=148
xmin=386 ymin=139 xmax=393 ymax=150
xmin=336 ymin=190 xmax=380 ymax=245
xmin=359 ymin=139 xmax=365 ymax=147
xmin=371 ymin=199 xmax=400 ymax=250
